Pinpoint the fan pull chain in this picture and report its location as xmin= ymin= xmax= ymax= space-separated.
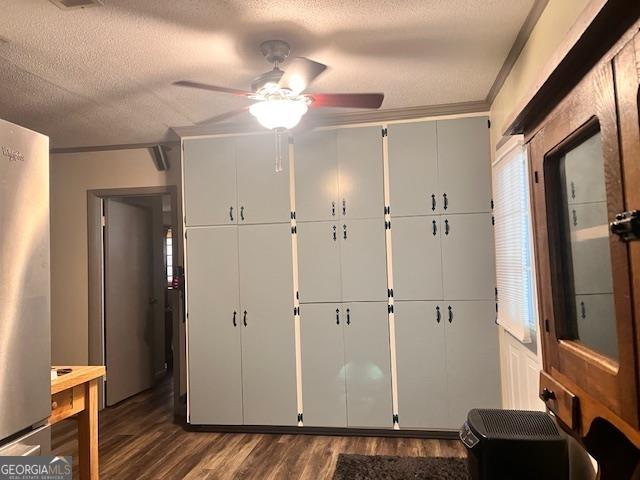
xmin=275 ymin=128 xmax=285 ymax=173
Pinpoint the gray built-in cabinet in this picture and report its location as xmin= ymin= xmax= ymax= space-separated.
xmin=183 ymin=116 xmax=499 ymax=431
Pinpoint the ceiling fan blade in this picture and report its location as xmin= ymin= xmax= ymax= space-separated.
xmin=196 ymin=107 xmax=249 ymax=126
xmin=278 ymin=57 xmax=327 ymax=95
xmin=174 ymin=80 xmax=252 ymax=97
xmin=310 ymin=93 xmax=384 ymax=109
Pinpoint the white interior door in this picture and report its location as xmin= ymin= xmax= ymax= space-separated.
xmin=337 ymin=126 xmax=384 ymax=220
xmin=445 ymin=300 xmax=500 ymax=428
xmin=104 ymin=198 xmax=154 ymax=406
xmin=183 ymin=137 xmax=237 ymax=226
xmin=296 ymin=221 xmax=342 ymax=303
xmin=343 ymin=302 xmax=393 ymax=428
xmin=394 ymin=301 xmax=448 ymax=429
xmin=388 ymin=122 xmax=439 ymax=216
xmin=236 ymin=133 xmax=290 ymax=224
xmin=239 ymin=224 xmax=297 ymax=425
xmin=300 ymin=303 xmax=347 ymax=427
xmin=441 ymin=213 xmax=495 ymax=300
xmin=294 ymin=130 xmax=339 ymax=222
xmin=186 ymin=226 xmax=243 ymax=425
xmin=436 ymin=117 xmax=492 ymax=214
xmin=391 ymin=216 xmax=443 ymax=300
xmin=340 ymin=219 xmax=388 ymax=302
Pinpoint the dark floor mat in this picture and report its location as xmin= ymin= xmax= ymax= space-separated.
xmin=332 ymin=454 xmax=470 ymax=480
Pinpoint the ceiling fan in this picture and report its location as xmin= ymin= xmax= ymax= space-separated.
xmin=174 ymin=39 xmax=385 ymax=130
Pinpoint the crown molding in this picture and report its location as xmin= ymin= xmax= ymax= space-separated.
xmin=485 ymin=0 xmax=550 ymax=105
xmin=171 ymin=100 xmax=490 ymax=138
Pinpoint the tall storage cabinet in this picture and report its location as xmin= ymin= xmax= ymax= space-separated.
xmin=184 ymin=115 xmax=500 ymax=432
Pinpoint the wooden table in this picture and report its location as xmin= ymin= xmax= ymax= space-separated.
xmin=50 ymin=366 xmax=106 ymax=480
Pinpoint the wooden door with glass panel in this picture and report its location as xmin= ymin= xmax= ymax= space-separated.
xmin=529 ymin=56 xmax=639 ymax=434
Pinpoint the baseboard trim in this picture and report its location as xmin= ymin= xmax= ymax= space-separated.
xmin=183 ymin=423 xmax=460 ymax=440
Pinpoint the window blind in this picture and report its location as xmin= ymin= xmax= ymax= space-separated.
xmin=492 ymin=136 xmax=533 ymax=342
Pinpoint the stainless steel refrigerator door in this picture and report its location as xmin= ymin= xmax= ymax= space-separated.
xmin=0 ymin=119 xmax=51 ymax=442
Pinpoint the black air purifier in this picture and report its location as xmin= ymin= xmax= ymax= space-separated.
xmin=460 ymin=409 xmax=569 ymax=480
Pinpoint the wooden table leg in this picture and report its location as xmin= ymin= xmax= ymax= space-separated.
xmin=78 ymin=379 xmax=99 ymax=480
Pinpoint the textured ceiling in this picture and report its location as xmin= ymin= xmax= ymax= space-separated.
xmin=0 ymin=0 xmax=535 ymax=149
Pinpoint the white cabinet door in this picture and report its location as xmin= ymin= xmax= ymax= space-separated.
xmin=388 ymin=122 xmax=439 ymax=216
xmin=238 ymin=224 xmax=297 ymax=425
xmin=236 ymin=134 xmax=290 ymax=224
xmin=297 ymin=221 xmax=342 ymax=303
xmin=294 ymin=130 xmax=339 ymax=222
xmin=394 ymin=301 xmax=448 ymax=429
xmin=391 ymin=216 xmax=443 ymax=300
xmin=183 ymin=137 xmax=237 ymax=226
xmin=437 ymin=117 xmax=492 ymax=214
xmin=564 ymin=133 xmax=606 ymax=205
xmin=575 ymin=293 xmax=617 ymax=359
xmin=340 ymin=219 xmax=388 ymax=302
xmin=300 ymin=303 xmax=347 ymax=427
xmin=441 ymin=213 xmax=495 ymax=300
xmin=569 ymin=202 xmax=614 ymax=295
xmin=337 ymin=126 xmax=384 ymax=220
xmin=186 ymin=226 xmax=243 ymax=424
xmin=343 ymin=302 xmax=393 ymax=428
xmin=445 ymin=301 xmax=500 ymax=428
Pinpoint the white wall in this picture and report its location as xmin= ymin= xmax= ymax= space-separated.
xmin=50 ymin=147 xmax=181 ymax=365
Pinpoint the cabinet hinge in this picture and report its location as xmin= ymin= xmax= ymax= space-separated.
xmin=296 ymin=291 xmax=299 ymax=300
xmin=491 ymin=216 xmax=495 ymax=226
xmin=291 ymin=225 xmax=297 ymax=234
xmin=382 ymin=127 xmax=388 ymax=137
xmin=387 ymin=288 xmax=394 ymax=298
xmin=294 ymin=306 xmax=300 ymax=316
xmin=490 ymin=199 xmax=494 ymax=210
xmin=290 ymin=211 xmax=296 ymax=220
xmin=384 ymin=205 xmax=390 ymax=215
xmin=487 ymin=119 xmax=491 ymax=128
xmin=534 ymin=171 xmax=539 ymax=183
xmin=297 ymin=413 xmax=303 ymax=422
xmin=495 ymin=287 xmax=498 ymax=301
xmin=388 ymin=304 xmax=394 ymax=314
xmin=385 ymin=220 xmax=391 ymax=230
xmin=183 ymin=215 xmax=187 ymax=225
xmin=392 ymin=414 xmax=399 ymax=424
xmin=544 ymin=319 xmax=550 ymax=332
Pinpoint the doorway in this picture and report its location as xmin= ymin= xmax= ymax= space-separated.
xmin=87 ymin=186 xmax=182 ymax=411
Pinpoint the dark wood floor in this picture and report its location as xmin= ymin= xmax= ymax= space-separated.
xmin=52 ymin=377 xmax=466 ymax=479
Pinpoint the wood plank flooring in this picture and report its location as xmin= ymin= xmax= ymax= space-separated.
xmin=52 ymin=378 xmax=466 ymax=479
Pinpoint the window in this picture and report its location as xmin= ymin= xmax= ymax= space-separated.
xmin=492 ymin=136 xmax=536 ymax=343
xmin=165 ymin=227 xmax=173 ymax=288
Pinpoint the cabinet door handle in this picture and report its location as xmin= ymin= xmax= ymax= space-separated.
xmin=572 ymin=209 xmax=578 ymax=226
xmin=343 ymin=224 xmax=347 ymax=240
xmin=443 ymin=193 xmax=448 ymax=210
xmin=229 ymin=206 xmax=234 ymax=221
xmin=240 ymin=206 xmax=245 ymax=221
xmin=336 ymin=308 xmax=340 ymax=325
xmin=436 ymin=305 xmax=441 ymax=323
xmin=432 ymin=220 xmax=437 ymax=236
xmin=333 ymin=225 xmax=337 ymax=241
xmin=448 ymin=305 xmax=453 ymax=323
xmin=243 ymin=310 xmax=248 ymax=326
xmin=342 ymin=199 xmax=346 ymax=216
xmin=570 ymin=181 xmax=576 ymax=199
xmin=444 ymin=219 xmax=450 ymax=235
xmin=580 ymin=301 xmax=586 ymax=319
xmin=431 ymin=194 xmax=436 ymax=211
xmin=232 ymin=311 xmax=237 ymax=327
xmin=332 ymin=201 xmax=336 ymax=217
xmin=346 ymin=308 xmax=351 ymax=325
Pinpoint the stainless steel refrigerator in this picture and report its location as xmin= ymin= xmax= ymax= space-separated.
xmin=0 ymin=118 xmax=51 ymax=456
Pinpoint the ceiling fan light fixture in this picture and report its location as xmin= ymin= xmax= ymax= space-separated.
xmin=249 ymin=98 xmax=309 ymax=130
